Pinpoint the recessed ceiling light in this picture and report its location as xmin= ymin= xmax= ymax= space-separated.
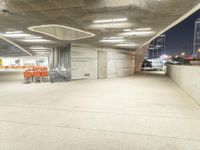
xmin=93 ymin=18 xmax=128 ymax=23
xmin=134 ymin=28 xmax=152 ymax=31
xmin=99 ymin=39 xmax=125 ymax=43
xmin=22 ymin=39 xmax=51 ymax=42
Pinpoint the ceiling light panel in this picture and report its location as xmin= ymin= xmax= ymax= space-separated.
xmin=103 ymin=37 xmax=124 ymax=40
xmin=123 ymin=29 xmax=132 ymax=32
xmin=22 ymin=39 xmax=51 ymax=42
xmin=29 ymin=46 xmax=51 ymax=50
xmin=88 ymin=22 xmax=132 ymax=29
xmin=5 ymin=31 xmax=23 ymax=34
xmin=134 ymin=28 xmax=152 ymax=31
xmin=116 ymin=43 xmax=138 ymax=47
xmin=93 ymin=18 xmax=127 ymax=23
xmin=25 ymin=36 xmax=42 ymax=39
xmin=120 ymin=31 xmax=155 ymax=36
xmin=2 ymin=33 xmax=32 ymax=38
xmin=100 ymin=39 xmax=125 ymax=43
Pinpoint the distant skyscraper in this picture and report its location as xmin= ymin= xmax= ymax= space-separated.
xmin=193 ymin=18 xmax=200 ymax=57
xmin=148 ymin=35 xmax=165 ymax=59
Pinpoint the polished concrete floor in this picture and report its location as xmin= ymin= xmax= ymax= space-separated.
xmin=0 ymin=72 xmax=200 ymax=150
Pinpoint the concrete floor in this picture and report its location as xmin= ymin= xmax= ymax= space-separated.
xmin=0 ymin=72 xmax=200 ymax=150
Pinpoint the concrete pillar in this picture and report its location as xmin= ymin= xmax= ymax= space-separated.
xmin=97 ymin=51 xmax=107 ymax=79
xmin=135 ymin=43 xmax=150 ymax=72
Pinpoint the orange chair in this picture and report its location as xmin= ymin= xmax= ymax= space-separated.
xmin=33 ymin=70 xmax=41 ymax=82
xmin=23 ymin=71 xmax=32 ymax=83
xmin=41 ymin=70 xmax=49 ymax=82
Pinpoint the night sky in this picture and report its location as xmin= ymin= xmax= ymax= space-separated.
xmin=164 ymin=9 xmax=200 ymax=56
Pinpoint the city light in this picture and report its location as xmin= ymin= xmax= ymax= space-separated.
xmin=181 ymin=52 xmax=185 ymax=56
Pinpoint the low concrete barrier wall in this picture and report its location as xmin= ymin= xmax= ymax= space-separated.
xmin=0 ymin=71 xmax=23 ymax=82
xmin=167 ymin=65 xmax=200 ymax=104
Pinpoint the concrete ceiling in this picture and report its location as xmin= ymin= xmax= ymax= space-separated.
xmin=0 ymin=0 xmax=200 ymax=56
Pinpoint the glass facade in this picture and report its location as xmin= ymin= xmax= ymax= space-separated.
xmin=193 ymin=18 xmax=200 ymax=57
xmin=148 ymin=35 xmax=165 ymax=59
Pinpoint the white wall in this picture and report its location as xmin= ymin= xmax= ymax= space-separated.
xmin=167 ymin=65 xmax=200 ymax=104
xmin=106 ymin=50 xmax=135 ymax=78
xmin=71 ymin=46 xmax=98 ymax=80
xmin=71 ymin=45 xmax=135 ymax=80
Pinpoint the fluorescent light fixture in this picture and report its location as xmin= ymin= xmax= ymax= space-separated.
xmin=121 ymin=31 xmax=155 ymax=36
xmin=29 ymin=46 xmax=51 ymax=50
xmin=5 ymin=31 xmax=23 ymax=34
xmin=88 ymin=22 xmax=132 ymax=29
xmin=25 ymin=36 xmax=42 ymax=39
xmin=2 ymin=33 xmax=32 ymax=38
xmin=29 ymin=50 xmax=50 ymax=52
xmin=93 ymin=18 xmax=127 ymax=23
xmin=100 ymin=39 xmax=125 ymax=43
xmin=123 ymin=29 xmax=132 ymax=32
xmin=103 ymin=37 xmax=124 ymax=40
xmin=116 ymin=43 xmax=138 ymax=47
xmin=134 ymin=28 xmax=152 ymax=31
xmin=22 ymin=39 xmax=50 ymax=42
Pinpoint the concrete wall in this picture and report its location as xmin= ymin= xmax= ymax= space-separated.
xmin=106 ymin=50 xmax=135 ymax=78
xmin=71 ymin=45 xmax=135 ymax=80
xmin=135 ymin=43 xmax=150 ymax=72
xmin=167 ymin=65 xmax=200 ymax=104
xmin=71 ymin=46 xmax=98 ymax=80
xmin=0 ymin=71 xmax=23 ymax=83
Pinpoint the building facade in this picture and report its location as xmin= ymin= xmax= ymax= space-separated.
xmin=148 ymin=35 xmax=165 ymax=59
xmin=193 ymin=18 xmax=200 ymax=58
